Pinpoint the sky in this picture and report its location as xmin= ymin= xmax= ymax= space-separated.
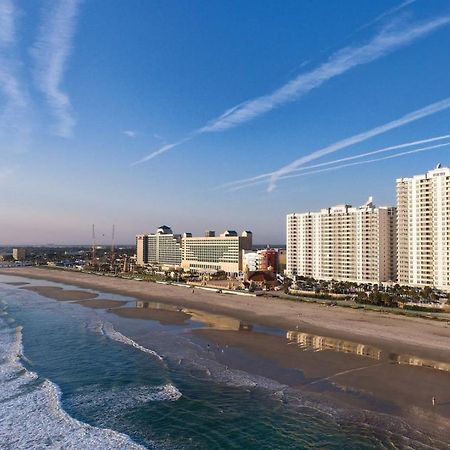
xmin=1 ymin=0 xmax=450 ymax=245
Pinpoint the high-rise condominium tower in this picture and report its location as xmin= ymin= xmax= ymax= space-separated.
xmin=397 ymin=165 xmax=450 ymax=291
xmin=287 ymin=198 xmax=397 ymax=283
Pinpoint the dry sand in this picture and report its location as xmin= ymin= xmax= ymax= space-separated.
xmin=20 ymin=285 xmax=98 ymax=301
xmin=111 ymin=307 xmax=191 ymax=325
xmin=6 ymin=267 xmax=450 ymax=361
xmin=75 ymin=299 xmax=127 ymax=309
xmin=2 ymin=267 xmax=450 ymax=442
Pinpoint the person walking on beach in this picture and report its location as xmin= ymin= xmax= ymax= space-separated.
xmin=432 ymin=396 xmax=436 ymax=406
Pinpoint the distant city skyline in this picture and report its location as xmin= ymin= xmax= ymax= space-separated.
xmin=2 ymin=1 xmax=450 ymax=244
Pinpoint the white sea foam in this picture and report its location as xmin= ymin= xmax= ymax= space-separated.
xmin=69 ymin=383 xmax=182 ymax=416
xmin=0 ymin=315 xmax=149 ymax=450
xmin=93 ymin=320 xmax=164 ymax=361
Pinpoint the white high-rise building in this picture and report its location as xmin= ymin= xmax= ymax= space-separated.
xmin=136 ymin=226 xmax=182 ymax=267
xmin=397 ymin=165 xmax=450 ymax=291
xmin=287 ymin=198 xmax=397 ymax=283
xmin=181 ymin=230 xmax=253 ymax=275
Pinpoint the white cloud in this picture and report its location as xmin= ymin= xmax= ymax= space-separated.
xmin=133 ymin=13 xmax=450 ymax=164
xmin=0 ymin=0 xmax=31 ymax=145
xmin=31 ymin=0 xmax=81 ymax=138
xmin=123 ymin=130 xmax=137 ymax=138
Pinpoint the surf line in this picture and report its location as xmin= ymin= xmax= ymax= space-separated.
xmin=305 ymin=362 xmax=385 ymax=386
xmin=98 ymin=321 xmax=164 ymax=361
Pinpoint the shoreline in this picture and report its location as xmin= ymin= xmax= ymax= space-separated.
xmin=1 ymin=267 xmax=450 ymax=443
xmin=2 ymin=267 xmax=450 ymax=361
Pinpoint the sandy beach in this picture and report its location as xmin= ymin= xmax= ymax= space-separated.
xmin=2 ymin=267 xmax=450 ymax=442
xmin=20 ymin=285 xmax=99 ymax=301
xmin=75 ymin=299 xmax=127 ymax=309
xmin=5 ymin=267 xmax=450 ymax=360
xmin=111 ymin=307 xmax=192 ymax=325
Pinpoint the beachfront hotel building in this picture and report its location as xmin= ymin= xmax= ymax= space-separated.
xmin=12 ymin=248 xmax=26 ymax=261
xmin=286 ymin=198 xmax=397 ymax=283
xmin=136 ymin=226 xmax=182 ymax=268
xmin=243 ymin=248 xmax=283 ymax=273
xmin=181 ymin=230 xmax=253 ymax=275
xmin=397 ymin=165 xmax=450 ymax=291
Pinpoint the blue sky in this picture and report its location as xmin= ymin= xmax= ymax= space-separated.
xmin=1 ymin=0 xmax=450 ymax=245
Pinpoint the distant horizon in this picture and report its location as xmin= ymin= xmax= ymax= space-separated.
xmin=0 ymin=242 xmax=287 ymax=248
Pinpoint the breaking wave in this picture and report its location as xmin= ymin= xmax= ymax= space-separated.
xmin=68 ymin=383 xmax=182 ymax=421
xmin=0 ymin=312 xmax=148 ymax=450
xmin=92 ymin=320 xmax=164 ymax=361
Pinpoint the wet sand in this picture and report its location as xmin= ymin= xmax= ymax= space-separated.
xmin=193 ymin=328 xmax=450 ymax=442
xmin=5 ymin=267 xmax=450 ymax=362
xmin=3 ymin=281 xmax=30 ymax=286
xmin=75 ymin=299 xmax=127 ymax=309
xmin=111 ymin=307 xmax=191 ymax=325
xmin=2 ymin=267 xmax=450 ymax=443
xmin=20 ymin=285 xmax=98 ymax=301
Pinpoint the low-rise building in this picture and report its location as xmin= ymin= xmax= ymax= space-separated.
xmin=243 ymin=250 xmax=259 ymax=272
xmin=243 ymin=248 xmax=284 ymax=274
xmin=258 ymin=248 xmax=278 ymax=272
xmin=12 ymin=248 xmax=26 ymax=261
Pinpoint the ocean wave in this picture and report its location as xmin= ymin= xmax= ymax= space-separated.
xmin=69 ymin=383 xmax=182 ymax=416
xmin=91 ymin=320 xmax=164 ymax=361
xmin=0 ymin=316 xmax=149 ymax=450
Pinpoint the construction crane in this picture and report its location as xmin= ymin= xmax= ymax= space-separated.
xmin=111 ymin=224 xmax=116 ymax=271
xmin=91 ymin=224 xmax=96 ymax=267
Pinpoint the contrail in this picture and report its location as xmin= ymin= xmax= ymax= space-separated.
xmin=200 ymin=15 xmax=449 ymax=133
xmin=356 ymin=0 xmax=416 ymax=33
xmin=131 ymin=135 xmax=195 ymax=165
xmin=279 ymin=141 xmax=450 ymax=181
xmin=221 ymin=133 xmax=450 ymax=190
xmin=228 ymin=141 xmax=450 ymax=192
xmin=133 ymin=14 xmax=450 ymax=165
xmin=267 ymin=97 xmax=450 ymax=191
xmin=220 ymin=97 xmax=450 ymax=191
xmin=31 ymin=0 xmax=81 ymax=138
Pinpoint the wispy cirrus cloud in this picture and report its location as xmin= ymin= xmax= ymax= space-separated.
xmin=133 ymin=13 xmax=450 ymax=165
xmin=0 ymin=0 xmax=31 ymax=145
xmin=123 ymin=130 xmax=137 ymax=138
xmin=31 ymin=0 xmax=81 ymax=138
xmin=222 ymin=97 xmax=450 ymax=192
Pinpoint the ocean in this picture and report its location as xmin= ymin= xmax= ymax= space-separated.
xmin=0 ymin=274 xmax=444 ymax=449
